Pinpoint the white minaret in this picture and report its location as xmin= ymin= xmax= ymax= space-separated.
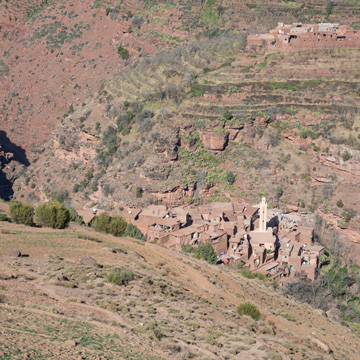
xmin=259 ymin=197 xmax=267 ymax=232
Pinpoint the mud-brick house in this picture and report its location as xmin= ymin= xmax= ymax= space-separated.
xmin=122 ymin=208 xmax=142 ymax=224
xmin=169 ymin=207 xmax=190 ymax=227
xmin=219 ymin=221 xmax=236 ymax=237
xmin=139 ymin=205 xmax=168 ymax=220
xmin=298 ymin=226 xmax=314 ymax=247
xmin=298 ymin=264 xmax=318 ymax=281
xmin=257 ymin=261 xmax=282 ymax=279
xmin=278 ymin=239 xmax=293 ymax=264
xmin=167 ymin=226 xmax=203 ymax=250
xmin=301 ymin=244 xmax=324 ymax=266
xmin=136 ymin=205 xmax=169 ymax=235
xmin=241 ymin=206 xmax=259 ymax=231
xmin=200 ymin=229 xmax=228 ymax=253
xmin=147 ymin=218 xmax=181 ymax=243
xmin=247 ymin=245 xmax=267 ymax=270
xmin=248 ymin=230 xmax=277 ymax=252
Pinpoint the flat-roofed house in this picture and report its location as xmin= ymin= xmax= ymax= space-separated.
xmin=147 ymin=218 xmax=181 ymax=243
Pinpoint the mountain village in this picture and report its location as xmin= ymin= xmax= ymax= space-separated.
xmin=88 ymin=198 xmax=324 ymax=282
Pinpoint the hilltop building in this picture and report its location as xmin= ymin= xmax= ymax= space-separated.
xmin=247 ymin=22 xmax=360 ymax=50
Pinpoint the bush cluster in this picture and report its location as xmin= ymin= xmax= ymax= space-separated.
xmin=91 ymin=213 xmax=127 ymax=236
xmin=107 ymin=267 xmax=135 ymax=286
xmin=91 ymin=213 xmax=145 ymax=239
xmin=182 ymin=243 xmax=218 ymax=264
xmin=240 ymin=268 xmax=268 ymax=282
xmin=123 ymin=222 xmax=146 ymax=240
xmin=237 ymin=302 xmax=261 ymax=320
xmin=117 ymin=44 xmax=130 ymax=60
xmin=35 ymin=202 xmax=70 ymax=229
xmin=9 ymin=201 xmax=34 ymax=226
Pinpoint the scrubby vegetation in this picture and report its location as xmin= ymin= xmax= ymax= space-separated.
xmin=239 ymin=269 xmax=268 ymax=282
xmin=35 ymin=202 xmax=70 ymax=229
xmin=237 ymin=302 xmax=261 ymax=321
xmin=91 ymin=213 xmax=145 ymax=239
xmin=123 ymin=223 xmax=145 ymax=240
xmin=107 ymin=267 xmax=135 ymax=286
xmin=9 ymin=201 xmax=34 ymax=226
xmin=182 ymin=243 xmax=218 ymax=264
xmin=91 ymin=213 xmax=127 ymax=237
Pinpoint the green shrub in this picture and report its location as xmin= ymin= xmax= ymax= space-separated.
xmin=123 ymin=223 xmax=145 ymax=240
xmin=342 ymin=150 xmax=352 ymax=162
xmin=91 ymin=212 xmax=112 ymax=233
xmin=91 ymin=213 xmax=127 ymax=237
xmin=108 ymin=216 xmax=128 ymax=237
xmin=240 ymin=269 xmax=267 ymax=282
xmin=193 ymin=243 xmax=218 ymax=264
xmin=107 ymin=267 xmax=134 ymax=286
xmin=35 ymin=202 xmax=70 ymax=229
xmin=69 ymin=208 xmax=84 ymax=225
xmin=336 ymin=199 xmax=344 ymax=208
xmin=0 ymin=212 xmax=9 ymax=222
xmin=9 ymin=201 xmax=34 ymax=226
xmin=136 ymin=187 xmax=143 ymax=198
xmin=181 ymin=244 xmax=194 ymax=253
xmin=117 ymin=44 xmax=130 ymax=60
xmin=225 ymin=170 xmax=236 ymax=185
xmin=237 ymin=302 xmax=261 ymax=320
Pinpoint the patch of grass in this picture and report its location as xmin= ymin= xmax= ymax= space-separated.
xmin=107 ymin=268 xmax=135 ymax=286
xmin=239 ymin=269 xmax=267 ymax=282
xmin=237 ymin=302 xmax=261 ymax=321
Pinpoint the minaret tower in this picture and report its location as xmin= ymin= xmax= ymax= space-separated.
xmin=259 ymin=197 xmax=267 ymax=232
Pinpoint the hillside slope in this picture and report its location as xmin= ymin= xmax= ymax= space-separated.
xmin=0 ymin=221 xmax=359 ymax=359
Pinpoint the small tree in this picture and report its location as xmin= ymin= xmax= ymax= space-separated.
xmin=35 ymin=202 xmax=70 ymax=229
xmin=194 ymin=243 xmax=218 ymax=264
xmin=136 ymin=186 xmax=143 ymax=198
xmin=117 ymin=44 xmax=130 ymax=60
xmin=9 ymin=201 xmax=34 ymax=226
xmin=237 ymin=302 xmax=261 ymax=320
xmin=123 ymin=223 xmax=145 ymax=240
xmin=108 ymin=216 xmax=127 ymax=237
xmin=91 ymin=213 xmax=112 ymax=233
xmin=91 ymin=213 xmax=127 ymax=237
xmin=336 ymin=199 xmax=344 ymax=208
xmin=225 ymin=170 xmax=236 ymax=185
xmin=107 ymin=267 xmax=134 ymax=286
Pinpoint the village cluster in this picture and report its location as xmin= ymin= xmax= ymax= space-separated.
xmin=247 ymin=22 xmax=360 ymax=50
xmin=120 ymin=198 xmax=324 ymax=282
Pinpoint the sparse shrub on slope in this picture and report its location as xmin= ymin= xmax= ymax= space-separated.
xmin=35 ymin=202 xmax=70 ymax=229
xmin=69 ymin=208 xmax=84 ymax=225
xmin=194 ymin=243 xmax=218 ymax=264
xmin=237 ymin=302 xmax=261 ymax=320
xmin=107 ymin=267 xmax=134 ymax=286
xmin=91 ymin=213 xmax=127 ymax=237
xmin=9 ymin=201 xmax=34 ymax=226
xmin=182 ymin=243 xmax=218 ymax=264
xmin=123 ymin=223 xmax=145 ymax=240
xmin=240 ymin=268 xmax=268 ymax=282
xmin=108 ymin=216 xmax=127 ymax=237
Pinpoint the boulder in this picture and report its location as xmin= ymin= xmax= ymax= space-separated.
xmin=132 ymin=251 xmax=146 ymax=262
xmin=9 ymin=249 xmax=21 ymax=258
xmin=200 ymin=131 xmax=228 ymax=151
xmin=80 ymin=256 xmax=98 ymax=267
xmin=310 ymin=333 xmax=332 ymax=354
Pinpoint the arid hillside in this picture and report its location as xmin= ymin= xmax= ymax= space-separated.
xmin=0 ymin=220 xmax=359 ymax=359
xmin=12 ymin=43 xmax=360 ymax=251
